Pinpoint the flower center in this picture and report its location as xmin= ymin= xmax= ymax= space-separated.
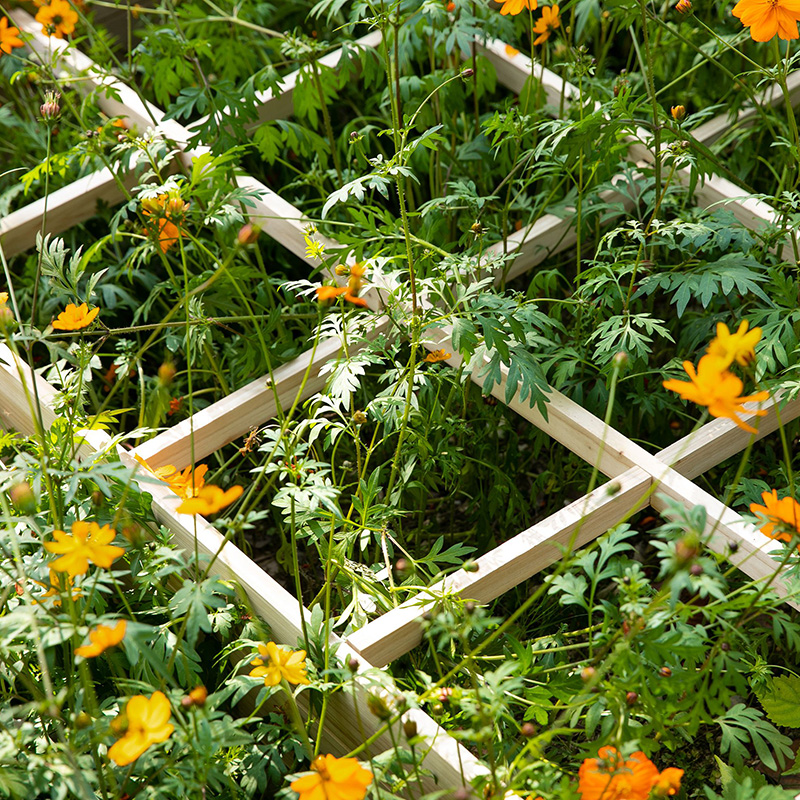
xmin=52 ymin=14 xmax=64 ymax=24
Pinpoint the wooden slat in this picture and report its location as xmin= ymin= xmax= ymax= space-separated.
xmin=0 ymin=339 xmax=487 ymax=795
xmin=348 ymin=467 xmax=652 ymax=666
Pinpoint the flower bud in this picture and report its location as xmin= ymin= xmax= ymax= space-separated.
xmin=671 ymin=104 xmax=686 ymax=122
xmin=394 ymin=558 xmax=409 ymax=577
xmin=461 ymin=68 xmax=474 ymax=78
xmin=75 ymin=711 xmax=92 ymax=729
xmin=626 ymin=691 xmax=638 ymax=705
xmin=237 ymin=223 xmax=260 ymax=245
xmin=520 ymin=722 xmax=536 ymax=737
xmin=403 ymin=719 xmax=418 ymax=739
xmin=606 ymin=481 xmax=621 ymax=496
xmin=659 ymin=666 xmax=672 ymax=677
xmin=181 ymin=685 xmax=208 ymax=708
xmin=347 ymin=655 xmax=360 ymax=673
xmin=40 ymin=91 xmax=61 ymax=121
xmin=462 ymin=559 xmax=479 ymax=573
xmin=91 ymin=490 xmax=104 ymax=507
xmin=352 ymin=410 xmax=367 ymax=425
xmin=720 ymin=641 xmax=731 ymax=651
xmin=581 ymin=666 xmax=597 ymax=683
xmin=675 ymin=0 xmax=692 ymax=12
xmin=367 ymin=692 xmax=392 ymax=721
xmin=9 ymin=481 xmax=35 ymax=514
xmin=690 ymin=563 xmax=703 ymax=576
xmin=464 ymin=600 xmax=476 ymax=614
xmin=158 ymin=362 xmax=176 ymax=385
xmin=613 ymin=351 xmax=628 ymax=369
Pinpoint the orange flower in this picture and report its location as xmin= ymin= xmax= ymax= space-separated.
xmin=36 ymin=0 xmax=78 ymax=38
xmin=291 ymin=754 xmax=373 ymax=800
xmin=662 ymin=355 xmax=769 ymax=433
xmin=133 ymin=453 xmax=179 ymax=482
xmin=732 ymin=0 xmax=800 ymax=40
xmin=165 ymin=464 xmax=209 ymax=499
xmin=424 ymin=349 xmax=451 ymax=363
xmin=249 ymin=642 xmax=310 ymax=686
xmin=315 ymin=285 xmax=369 ymax=308
xmin=44 ymin=521 xmax=125 ymax=577
xmin=75 ymin=620 xmax=127 ymax=658
xmin=578 ymin=747 xmax=659 ymax=800
xmin=34 ymin=568 xmax=81 ymax=605
xmin=532 ymin=4 xmax=560 ymax=44
xmin=108 ymin=691 xmax=174 ymax=766
xmin=505 ymin=44 xmax=520 ymax=56
xmin=0 ymin=17 xmax=23 ymax=54
xmin=496 ymin=0 xmax=536 ymax=15
xmin=706 ymin=320 xmax=762 ymax=368
xmin=176 ymin=484 xmax=243 ymax=515
xmin=750 ymin=489 xmax=800 ymax=543
xmin=142 ymin=194 xmax=188 ymax=252
xmin=52 ymin=302 xmax=99 ymax=331
xmin=652 ymin=768 xmax=684 ymax=796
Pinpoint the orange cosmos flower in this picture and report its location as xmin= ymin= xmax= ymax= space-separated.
xmin=496 ymin=0 xmax=536 ymax=15
xmin=52 ymin=302 xmax=100 ymax=331
xmin=36 ymin=0 xmax=78 ymax=38
xmin=176 ymin=484 xmax=243 ymax=515
xmin=424 ymin=349 xmax=451 ymax=363
xmin=505 ymin=44 xmax=520 ymax=56
xmin=750 ymin=489 xmax=800 ymax=543
xmin=662 ymin=355 xmax=769 ymax=433
xmin=142 ymin=194 xmax=188 ymax=252
xmin=34 ymin=568 xmax=81 ymax=605
xmin=108 ymin=691 xmax=174 ymax=766
xmin=652 ymin=768 xmax=684 ymax=796
xmin=44 ymin=521 xmax=125 ymax=577
xmin=165 ymin=463 xmax=209 ymax=499
xmin=291 ymin=754 xmax=373 ymax=800
xmin=133 ymin=453 xmax=179 ymax=482
xmin=532 ymin=4 xmax=560 ymax=44
xmin=315 ymin=285 xmax=369 ymax=308
xmin=578 ymin=747 xmax=659 ymax=800
xmin=75 ymin=620 xmax=127 ymax=658
xmin=732 ymin=0 xmax=800 ymax=40
xmin=249 ymin=641 xmax=311 ymax=686
xmin=0 ymin=17 xmax=23 ymax=54
xmin=706 ymin=320 xmax=762 ymax=368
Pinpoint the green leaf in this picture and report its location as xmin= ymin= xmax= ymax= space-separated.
xmin=758 ymin=675 xmax=800 ymax=727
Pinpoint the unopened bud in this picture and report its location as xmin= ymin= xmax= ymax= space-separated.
xmin=520 ymin=722 xmax=536 ymax=737
xmin=394 ymin=558 xmax=409 ymax=577
xmin=670 ymin=104 xmax=686 ymax=122
xmin=347 ymin=655 xmax=360 ymax=673
xmin=366 ymin=692 xmax=392 ymax=721
xmin=91 ymin=490 xmax=104 ymax=507
xmin=659 ymin=666 xmax=672 ymax=677
xmin=75 ymin=711 xmax=92 ymax=729
xmin=461 ymin=68 xmax=474 ymax=78
xmin=606 ymin=481 xmax=621 ymax=496
xmin=158 ymin=362 xmax=176 ymax=385
xmin=403 ymin=719 xmax=418 ymax=739
xmin=352 ymin=410 xmax=367 ymax=425
xmin=182 ymin=685 xmax=208 ymax=708
xmin=237 ymin=223 xmax=260 ymax=245
xmin=626 ymin=691 xmax=638 ymax=705
xmin=464 ymin=601 xmax=476 ymax=614
xmin=40 ymin=91 xmax=61 ymax=121
xmin=581 ymin=666 xmax=597 ymax=683
xmin=462 ymin=559 xmax=479 ymax=573
xmin=675 ymin=0 xmax=692 ymax=12
xmin=690 ymin=563 xmax=703 ymax=576
xmin=9 ymin=481 xmax=35 ymax=513
xmin=613 ymin=351 xmax=628 ymax=369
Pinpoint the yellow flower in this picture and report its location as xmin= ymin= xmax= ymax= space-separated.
xmin=165 ymin=464 xmax=209 ymax=499
xmin=35 ymin=0 xmax=78 ymax=38
xmin=662 ymin=355 xmax=769 ymax=434
xmin=706 ymin=320 xmax=762 ymax=368
xmin=291 ymin=754 xmax=373 ymax=800
xmin=532 ymin=4 xmax=560 ymax=44
xmin=75 ymin=620 xmax=126 ymax=658
xmin=315 ymin=285 xmax=369 ymax=308
xmin=504 ymin=44 xmax=520 ymax=56
xmin=652 ymin=768 xmax=684 ymax=796
xmin=142 ymin=194 xmax=188 ymax=252
xmin=732 ymin=0 xmax=800 ymax=40
xmin=750 ymin=489 xmax=800 ymax=543
xmin=249 ymin=641 xmax=310 ymax=686
xmin=133 ymin=453 xmax=179 ymax=482
xmin=52 ymin=302 xmax=99 ymax=331
xmin=175 ymin=484 xmax=243 ymax=515
xmin=108 ymin=691 xmax=174 ymax=766
xmin=34 ymin=568 xmax=81 ymax=605
xmin=495 ymin=0 xmax=536 ymax=15
xmin=670 ymin=104 xmax=686 ymax=122
xmin=0 ymin=17 xmax=23 ymax=55
xmin=0 ymin=292 xmax=7 ymax=304
xmin=44 ymin=521 xmax=125 ymax=577
xmin=424 ymin=349 xmax=451 ymax=363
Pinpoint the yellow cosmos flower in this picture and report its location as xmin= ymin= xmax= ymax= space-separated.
xmin=133 ymin=454 xmax=179 ymax=482
xmin=424 ymin=349 xmax=451 ymax=363
xmin=0 ymin=18 xmax=23 ymax=55
xmin=52 ymin=302 xmax=99 ymax=331
xmin=662 ymin=355 xmax=769 ymax=434
xmin=750 ymin=489 xmax=800 ymax=543
xmin=495 ymin=0 xmax=536 ymax=15
xmin=108 ymin=691 xmax=174 ymax=766
xmin=249 ymin=641 xmax=310 ymax=686
xmin=291 ymin=754 xmax=373 ymax=800
xmin=75 ymin=620 xmax=127 ymax=658
xmin=165 ymin=464 xmax=209 ymax=499
xmin=141 ymin=194 xmax=188 ymax=252
xmin=732 ymin=0 xmax=800 ymax=39
xmin=532 ymin=4 xmax=561 ymax=44
xmin=35 ymin=0 xmax=78 ymax=38
xmin=175 ymin=484 xmax=243 ymax=515
xmin=44 ymin=520 xmax=125 ymax=577
xmin=706 ymin=320 xmax=762 ymax=368
xmin=34 ymin=568 xmax=81 ymax=605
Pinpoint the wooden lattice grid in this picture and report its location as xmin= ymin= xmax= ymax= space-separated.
xmin=1 ymin=8 xmax=800 ymax=795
